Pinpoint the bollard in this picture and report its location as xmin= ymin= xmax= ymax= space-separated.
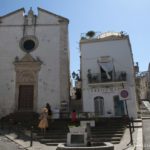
xmin=128 ymin=118 xmax=133 ymax=145
xmin=9 ymin=119 xmax=13 ymax=132
xmin=18 ymin=122 xmax=21 ymax=138
xmin=86 ymin=123 xmax=91 ymax=137
xmin=30 ymin=126 xmax=33 ymax=147
xmin=1 ymin=119 xmax=3 ymax=130
xmin=130 ymin=117 xmax=135 ymax=132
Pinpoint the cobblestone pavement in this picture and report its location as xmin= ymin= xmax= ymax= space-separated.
xmin=0 ymin=133 xmax=26 ymax=150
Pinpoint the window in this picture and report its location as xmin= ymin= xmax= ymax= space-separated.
xmin=20 ymin=36 xmax=38 ymax=53
xmin=97 ymin=56 xmax=114 ymax=81
xmin=23 ymin=40 xmax=35 ymax=51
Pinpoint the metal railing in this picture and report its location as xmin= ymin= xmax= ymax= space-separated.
xmin=56 ymin=112 xmax=112 ymax=120
xmin=80 ymin=31 xmax=127 ymax=40
xmin=87 ymin=71 xmax=127 ymax=84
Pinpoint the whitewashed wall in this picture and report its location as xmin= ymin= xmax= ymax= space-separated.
xmin=80 ymin=38 xmax=138 ymax=118
xmin=0 ymin=8 xmax=69 ymax=117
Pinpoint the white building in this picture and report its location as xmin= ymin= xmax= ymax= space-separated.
xmin=80 ymin=32 xmax=138 ymax=118
xmin=137 ymin=64 xmax=150 ymax=101
xmin=146 ymin=64 xmax=150 ymax=101
xmin=0 ymin=8 xmax=70 ymax=117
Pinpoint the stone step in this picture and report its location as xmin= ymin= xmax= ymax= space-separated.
xmin=133 ymin=119 xmax=142 ymax=122
xmin=126 ymin=122 xmax=142 ymax=128
xmin=91 ymin=133 xmax=123 ymax=138
xmin=92 ymin=127 xmax=125 ymax=129
xmin=91 ymin=127 xmax=125 ymax=131
xmin=34 ymin=129 xmax=68 ymax=132
xmin=35 ymin=135 xmax=67 ymax=139
xmin=111 ymin=141 xmax=120 ymax=144
xmin=91 ymin=137 xmax=121 ymax=142
xmin=42 ymin=142 xmax=60 ymax=146
xmin=95 ymin=123 xmax=126 ymax=125
xmin=91 ymin=130 xmax=124 ymax=134
xmin=33 ymin=128 xmax=68 ymax=132
xmin=39 ymin=138 xmax=66 ymax=143
xmin=94 ymin=123 xmax=126 ymax=126
xmin=36 ymin=132 xmax=67 ymax=136
xmin=94 ymin=127 xmax=125 ymax=130
xmin=91 ymin=141 xmax=120 ymax=145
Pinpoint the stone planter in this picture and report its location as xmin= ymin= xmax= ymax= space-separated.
xmin=69 ymin=126 xmax=86 ymax=133
xmin=57 ymin=142 xmax=114 ymax=150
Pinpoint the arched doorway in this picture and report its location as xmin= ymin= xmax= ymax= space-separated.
xmin=94 ymin=96 xmax=104 ymax=116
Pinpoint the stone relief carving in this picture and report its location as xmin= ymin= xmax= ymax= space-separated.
xmin=14 ymin=54 xmax=41 ymax=84
xmin=17 ymin=71 xmax=35 ymax=83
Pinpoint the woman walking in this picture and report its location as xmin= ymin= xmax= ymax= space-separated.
xmin=38 ymin=107 xmax=48 ymax=134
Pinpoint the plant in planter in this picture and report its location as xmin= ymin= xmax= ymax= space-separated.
xmin=68 ymin=125 xmax=86 ymax=133
xmin=86 ymin=31 xmax=95 ymax=38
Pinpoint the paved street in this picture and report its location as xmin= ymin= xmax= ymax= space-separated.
xmin=0 ymin=133 xmax=26 ymax=150
xmin=143 ymin=118 xmax=150 ymax=150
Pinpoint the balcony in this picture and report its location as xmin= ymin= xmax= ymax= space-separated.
xmin=87 ymin=71 xmax=127 ymax=86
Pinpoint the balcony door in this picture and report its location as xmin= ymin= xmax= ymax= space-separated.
xmin=94 ymin=96 xmax=104 ymax=116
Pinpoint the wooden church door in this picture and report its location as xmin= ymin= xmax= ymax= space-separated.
xmin=18 ymin=85 xmax=34 ymax=111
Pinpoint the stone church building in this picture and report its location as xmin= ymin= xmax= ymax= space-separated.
xmin=0 ymin=8 xmax=70 ymax=117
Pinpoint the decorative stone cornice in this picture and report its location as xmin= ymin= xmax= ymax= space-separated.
xmin=14 ymin=54 xmax=41 ymax=72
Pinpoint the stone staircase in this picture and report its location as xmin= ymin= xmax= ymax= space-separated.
xmin=32 ymin=118 xmax=126 ymax=146
xmin=0 ymin=112 xmax=127 ymax=146
xmin=90 ymin=118 xmax=126 ymax=145
xmin=33 ymin=119 xmax=70 ymax=146
xmin=34 ymin=130 xmax=67 ymax=146
xmin=0 ymin=111 xmax=39 ymax=130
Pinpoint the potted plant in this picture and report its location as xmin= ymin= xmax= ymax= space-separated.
xmin=86 ymin=31 xmax=95 ymax=38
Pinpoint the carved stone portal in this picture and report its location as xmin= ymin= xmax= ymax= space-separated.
xmin=14 ymin=54 xmax=41 ymax=111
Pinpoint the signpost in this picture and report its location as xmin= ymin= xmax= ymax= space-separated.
xmin=120 ymin=89 xmax=129 ymax=100
xmin=120 ymin=89 xmax=133 ymax=145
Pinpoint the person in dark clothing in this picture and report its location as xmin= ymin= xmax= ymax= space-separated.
xmin=46 ymin=103 xmax=52 ymax=117
xmin=45 ymin=103 xmax=52 ymax=130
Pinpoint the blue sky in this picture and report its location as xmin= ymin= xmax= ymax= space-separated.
xmin=0 ymin=0 xmax=150 ymax=73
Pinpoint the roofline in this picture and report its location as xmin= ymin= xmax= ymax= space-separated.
xmin=38 ymin=7 xmax=69 ymax=23
xmin=0 ymin=8 xmax=25 ymax=18
xmin=80 ymin=35 xmax=129 ymax=44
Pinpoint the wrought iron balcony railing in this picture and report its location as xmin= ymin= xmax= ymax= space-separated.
xmin=87 ymin=71 xmax=127 ymax=84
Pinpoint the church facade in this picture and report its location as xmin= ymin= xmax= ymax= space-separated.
xmin=0 ymin=8 xmax=70 ymax=117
